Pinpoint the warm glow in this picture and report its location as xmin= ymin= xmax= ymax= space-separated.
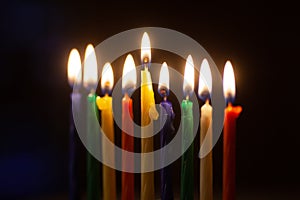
xmin=158 ymin=62 xmax=170 ymax=91
xmin=223 ymin=60 xmax=236 ymax=99
xmin=198 ymin=59 xmax=212 ymax=96
xmin=83 ymin=44 xmax=98 ymax=88
xmin=67 ymin=48 xmax=82 ymax=86
xmin=122 ymin=54 xmax=136 ymax=91
xmin=101 ymin=62 xmax=114 ymax=92
xmin=141 ymin=32 xmax=151 ymax=64
xmin=183 ymin=55 xmax=195 ymax=97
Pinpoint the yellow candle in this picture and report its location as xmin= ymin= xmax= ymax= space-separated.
xmin=198 ymin=59 xmax=213 ymax=200
xmin=96 ymin=62 xmax=116 ymax=200
xmin=141 ymin=32 xmax=159 ymax=200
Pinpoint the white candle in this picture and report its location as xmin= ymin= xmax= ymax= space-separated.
xmin=198 ymin=59 xmax=213 ymax=200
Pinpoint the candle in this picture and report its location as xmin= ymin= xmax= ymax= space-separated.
xmin=121 ymin=54 xmax=136 ymax=200
xmin=222 ymin=61 xmax=242 ymax=200
xmin=83 ymin=44 xmax=101 ymax=200
xmin=180 ymin=55 xmax=194 ymax=200
xmin=158 ymin=62 xmax=175 ymax=200
xmin=140 ymin=32 xmax=159 ymax=200
xmin=67 ymin=48 xmax=82 ymax=200
xmin=96 ymin=62 xmax=116 ymax=200
xmin=198 ymin=59 xmax=213 ymax=200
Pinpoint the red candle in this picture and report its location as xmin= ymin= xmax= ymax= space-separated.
xmin=222 ymin=61 xmax=242 ymax=200
xmin=121 ymin=54 xmax=136 ymax=200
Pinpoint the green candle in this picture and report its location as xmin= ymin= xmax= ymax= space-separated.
xmin=180 ymin=99 xmax=194 ymax=200
xmin=83 ymin=44 xmax=101 ymax=200
xmin=180 ymin=55 xmax=195 ymax=200
xmin=87 ymin=93 xmax=101 ymax=200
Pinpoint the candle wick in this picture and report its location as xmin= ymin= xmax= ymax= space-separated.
xmin=90 ymin=88 xmax=95 ymax=94
xmin=124 ymin=92 xmax=129 ymax=99
xmin=143 ymin=64 xmax=149 ymax=71
xmin=205 ymin=99 xmax=209 ymax=105
xmin=72 ymin=88 xmax=79 ymax=94
xmin=143 ymin=57 xmax=150 ymax=70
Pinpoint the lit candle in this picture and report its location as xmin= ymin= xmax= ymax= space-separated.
xmin=140 ymin=32 xmax=159 ymax=200
xmin=121 ymin=54 xmax=136 ymax=200
xmin=67 ymin=48 xmax=82 ymax=200
xmin=96 ymin=62 xmax=116 ymax=200
xmin=222 ymin=61 xmax=242 ymax=200
xmin=83 ymin=44 xmax=101 ymax=200
xmin=158 ymin=62 xmax=175 ymax=200
xmin=198 ymin=59 xmax=213 ymax=200
xmin=180 ymin=55 xmax=194 ymax=200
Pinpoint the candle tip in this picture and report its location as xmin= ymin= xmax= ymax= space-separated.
xmin=183 ymin=55 xmax=195 ymax=98
xmin=158 ymin=62 xmax=170 ymax=97
xmin=68 ymin=48 xmax=82 ymax=87
xmin=83 ymin=44 xmax=98 ymax=91
xmin=141 ymin=32 xmax=151 ymax=68
xmin=122 ymin=54 xmax=137 ymax=96
xmin=198 ymin=58 xmax=212 ymax=101
xmin=101 ymin=62 xmax=114 ymax=95
xmin=223 ymin=60 xmax=236 ymax=102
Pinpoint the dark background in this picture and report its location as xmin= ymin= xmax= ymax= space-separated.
xmin=1 ymin=1 xmax=300 ymax=199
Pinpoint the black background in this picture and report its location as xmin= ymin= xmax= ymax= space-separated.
xmin=1 ymin=1 xmax=300 ymax=199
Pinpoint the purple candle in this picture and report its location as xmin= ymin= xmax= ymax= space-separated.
xmin=158 ymin=62 xmax=175 ymax=200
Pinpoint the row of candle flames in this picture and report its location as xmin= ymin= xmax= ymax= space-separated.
xmin=68 ymin=32 xmax=237 ymax=101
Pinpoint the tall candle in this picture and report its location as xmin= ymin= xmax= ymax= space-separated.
xmin=96 ymin=62 xmax=116 ymax=200
xmin=180 ymin=55 xmax=194 ymax=200
xmin=68 ymin=48 xmax=82 ymax=200
xmin=140 ymin=32 xmax=159 ymax=200
xmin=198 ymin=59 xmax=213 ymax=200
xmin=158 ymin=62 xmax=175 ymax=200
xmin=83 ymin=44 xmax=101 ymax=200
xmin=222 ymin=61 xmax=242 ymax=200
xmin=121 ymin=54 xmax=136 ymax=200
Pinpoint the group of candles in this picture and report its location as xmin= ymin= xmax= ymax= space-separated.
xmin=67 ymin=32 xmax=242 ymax=200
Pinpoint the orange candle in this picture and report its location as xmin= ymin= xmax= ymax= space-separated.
xmin=121 ymin=54 xmax=136 ymax=200
xmin=222 ymin=61 xmax=242 ymax=200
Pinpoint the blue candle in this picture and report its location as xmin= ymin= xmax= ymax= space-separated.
xmin=159 ymin=62 xmax=175 ymax=200
xmin=68 ymin=48 xmax=82 ymax=200
xmin=69 ymin=92 xmax=81 ymax=200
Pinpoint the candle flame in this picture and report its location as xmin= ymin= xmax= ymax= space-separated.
xmin=83 ymin=44 xmax=98 ymax=89
xmin=223 ymin=60 xmax=236 ymax=101
xmin=183 ymin=55 xmax=195 ymax=98
xmin=158 ymin=62 xmax=170 ymax=96
xmin=141 ymin=32 xmax=151 ymax=64
xmin=122 ymin=54 xmax=136 ymax=94
xmin=67 ymin=48 xmax=82 ymax=86
xmin=198 ymin=59 xmax=212 ymax=100
xmin=101 ymin=62 xmax=114 ymax=93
